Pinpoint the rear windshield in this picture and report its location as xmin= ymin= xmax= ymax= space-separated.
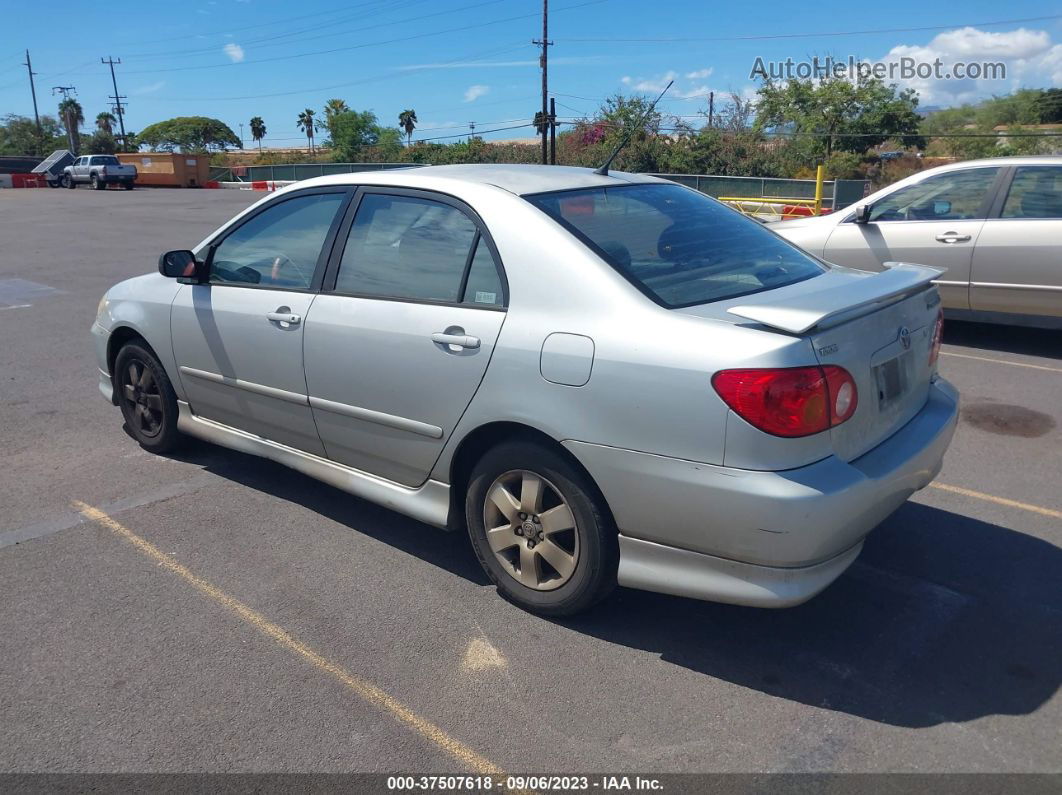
xmin=526 ymin=183 xmax=825 ymax=307
xmin=91 ymin=156 xmax=120 ymax=165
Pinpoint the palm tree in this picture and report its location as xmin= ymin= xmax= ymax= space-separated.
xmin=322 ymin=98 xmax=349 ymax=144
xmin=249 ymin=116 xmax=266 ymax=151
xmin=96 ymin=112 xmax=116 ymax=134
xmin=398 ymin=109 xmax=417 ymax=146
xmin=58 ymin=98 xmax=84 ymax=153
xmin=297 ymin=108 xmax=316 ymax=154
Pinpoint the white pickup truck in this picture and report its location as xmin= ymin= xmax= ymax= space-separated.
xmin=62 ymin=155 xmax=137 ymax=190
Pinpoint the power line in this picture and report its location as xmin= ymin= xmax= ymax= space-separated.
xmin=560 ymin=13 xmax=1062 ymax=43
xmin=162 ymin=42 xmax=531 ymax=101
xmin=117 ymin=0 xmax=607 ymax=75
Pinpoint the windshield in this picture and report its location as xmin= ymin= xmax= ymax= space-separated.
xmin=526 ymin=183 xmax=826 ymax=307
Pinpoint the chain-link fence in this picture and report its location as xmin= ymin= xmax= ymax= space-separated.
xmin=649 ymin=174 xmax=869 ymax=211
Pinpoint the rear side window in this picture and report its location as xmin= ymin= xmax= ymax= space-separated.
xmin=1001 ymin=166 xmax=1062 ymax=219
xmin=526 ymin=183 xmax=824 ymax=308
xmin=336 ymin=194 xmax=478 ymax=302
xmin=91 ymin=156 xmax=119 ymax=166
xmin=462 ymin=238 xmax=503 ymax=306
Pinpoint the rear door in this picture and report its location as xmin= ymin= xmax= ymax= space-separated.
xmin=303 ymin=188 xmax=506 ymax=487
xmin=823 ymin=167 xmax=1003 ymax=310
xmin=970 ymin=164 xmax=1062 ymax=318
xmin=170 ymin=187 xmax=350 ymax=454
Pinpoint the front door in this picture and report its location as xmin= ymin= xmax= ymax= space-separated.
xmin=970 ymin=165 xmax=1062 ymax=318
xmin=303 ymin=190 xmax=507 ymax=487
xmin=171 ymin=188 xmax=349 ymax=454
xmin=823 ymin=166 xmax=1002 ymax=310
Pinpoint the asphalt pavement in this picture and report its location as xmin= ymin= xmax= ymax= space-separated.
xmin=1 ymin=187 xmax=1059 ymax=775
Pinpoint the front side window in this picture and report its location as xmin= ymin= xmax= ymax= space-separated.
xmin=526 ymin=183 xmax=825 ymax=308
xmin=868 ymin=167 xmax=999 ymax=222
xmin=1001 ymin=166 xmax=1062 ymax=219
xmin=209 ymin=192 xmax=345 ymax=289
xmin=335 ymin=194 xmax=478 ymax=302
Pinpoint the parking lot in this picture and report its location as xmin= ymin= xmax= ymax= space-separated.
xmin=1 ymin=187 xmax=1059 ymax=774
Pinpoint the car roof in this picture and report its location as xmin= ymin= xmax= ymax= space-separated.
xmin=293 ymin=163 xmax=665 ymax=196
xmin=921 ymin=155 xmax=1062 ymax=173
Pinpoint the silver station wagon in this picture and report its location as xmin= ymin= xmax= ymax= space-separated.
xmin=92 ymin=165 xmax=958 ymax=615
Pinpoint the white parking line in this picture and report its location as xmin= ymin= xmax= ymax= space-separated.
xmin=941 ymin=351 xmax=1062 ymax=373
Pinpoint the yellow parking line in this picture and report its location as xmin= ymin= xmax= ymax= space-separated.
xmin=928 ymin=483 xmax=1062 ymax=520
xmin=940 ymin=351 xmax=1062 ymax=373
xmin=72 ymin=501 xmax=507 ymax=777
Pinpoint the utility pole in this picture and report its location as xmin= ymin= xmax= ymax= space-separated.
xmin=707 ymin=91 xmax=714 ymax=128
xmin=549 ymin=97 xmax=556 ymax=164
xmin=52 ymin=85 xmax=78 ymax=154
xmin=239 ymin=122 xmax=245 ymax=149
xmin=532 ymin=0 xmax=552 ymax=165
xmin=23 ymin=50 xmax=42 ymax=155
xmin=101 ymin=57 xmax=127 ymax=149
xmin=468 ymin=121 xmax=475 ymax=142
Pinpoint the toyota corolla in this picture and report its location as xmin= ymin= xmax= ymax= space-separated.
xmin=92 ymin=165 xmax=958 ymax=615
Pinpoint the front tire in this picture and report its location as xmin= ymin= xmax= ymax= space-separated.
xmin=465 ymin=441 xmax=618 ymax=616
xmin=114 ymin=342 xmax=181 ymax=454
xmin=64 ymin=174 xmax=75 ymax=189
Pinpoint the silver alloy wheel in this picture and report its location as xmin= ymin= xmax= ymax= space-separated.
xmin=483 ymin=469 xmax=579 ymax=591
xmin=120 ymin=359 xmax=164 ymax=439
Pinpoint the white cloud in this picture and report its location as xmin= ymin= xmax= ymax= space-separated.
xmin=876 ymin=26 xmax=1061 ymax=105
xmin=132 ymin=81 xmax=165 ymax=95
xmin=464 ymin=84 xmax=490 ymax=102
xmin=223 ymin=43 xmax=245 ymax=63
xmin=621 ymin=70 xmax=677 ymax=93
xmin=686 ymin=68 xmax=713 ymax=79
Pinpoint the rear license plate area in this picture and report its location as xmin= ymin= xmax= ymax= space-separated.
xmin=874 ymin=350 xmax=912 ymax=409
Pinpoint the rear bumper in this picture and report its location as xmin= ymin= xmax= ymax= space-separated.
xmin=565 ymin=377 xmax=958 ymax=606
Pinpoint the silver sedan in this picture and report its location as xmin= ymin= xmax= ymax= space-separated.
xmin=772 ymin=156 xmax=1062 ymax=327
xmin=92 ymin=165 xmax=958 ymax=615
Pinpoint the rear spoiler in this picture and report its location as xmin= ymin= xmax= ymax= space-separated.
xmin=727 ymin=262 xmax=945 ymax=334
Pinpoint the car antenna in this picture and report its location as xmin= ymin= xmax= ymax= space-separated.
xmin=594 ymin=80 xmax=673 ymax=177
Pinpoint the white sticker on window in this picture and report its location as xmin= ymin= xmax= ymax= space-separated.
xmin=474 ymin=291 xmax=496 ymax=304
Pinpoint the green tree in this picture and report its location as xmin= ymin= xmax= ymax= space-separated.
xmin=249 ymin=116 xmax=266 ymax=151
xmin=96 ymin=112 xmax=116 ymax=134
xmin=83 ymin=130 xmax=117 ymax=154
xmin=398 ymin=109 xmax=417 ymax=146
xmin=321 ymin=99 xmax=349 ymax=143
xmin=755 ymin=76 xmax=923 ymax=158
xmin=58 ymin=97 xmax=84 ymax=153
xmin=297 ymin=108 xmax=317 ymax=153
xmin=136 ymin=116 xmax=240 ymax=152
xmin=328 ymin=109 xmax=383 ymax=160
xmin=0 ymin=114 xmax=65 ymax=155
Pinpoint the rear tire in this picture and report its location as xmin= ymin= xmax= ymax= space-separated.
xmin=465 ymin=440 xmax=618 ymax=616
xmin=91 ymin=173 xmax=104 ymax=190
xmin=114 ymin=342 xmax=181 ymax=454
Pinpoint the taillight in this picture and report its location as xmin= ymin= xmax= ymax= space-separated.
xmin=928 ymin=309 xmax=943 ymax=368
xmin=712 ymin=365 xmax=858 ymax=438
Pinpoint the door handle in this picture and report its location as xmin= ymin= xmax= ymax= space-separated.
xmin=935 ymin=232 xmax=971 ymax=244
xmin=266 ymin=310 xmax=301 ymax=325
xmin=431 ymin=332 xmax=480 ymax=349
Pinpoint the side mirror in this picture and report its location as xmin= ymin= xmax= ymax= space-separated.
xmin=853 ymin=204 xmax=872 ymax=224
xmin=158 ymin=250 xmax=199 ymax=282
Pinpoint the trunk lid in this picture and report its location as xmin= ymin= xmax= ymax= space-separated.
xmin=682 ymin=263 xmax=943 ymax=462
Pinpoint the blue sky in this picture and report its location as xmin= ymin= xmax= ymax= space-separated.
xmin=1 ymin=0 xmax=1060 ymax=147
